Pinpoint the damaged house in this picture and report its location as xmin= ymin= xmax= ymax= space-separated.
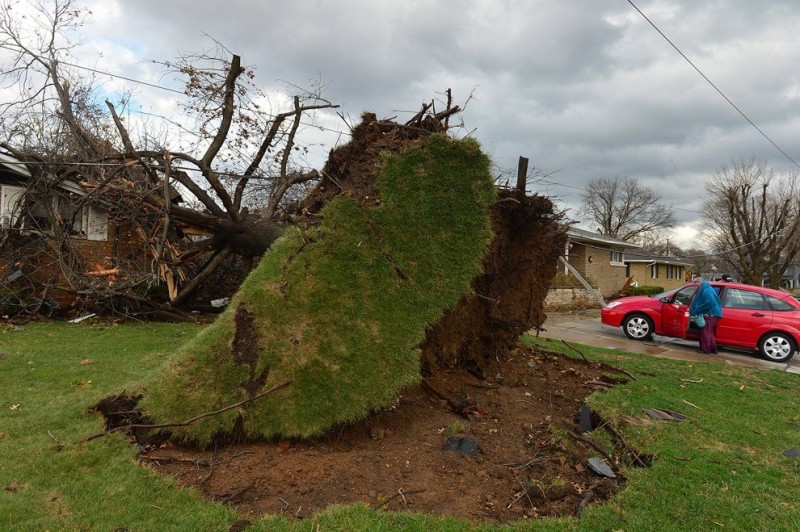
xmin=0 ymin=151 xmax=183 ymax=317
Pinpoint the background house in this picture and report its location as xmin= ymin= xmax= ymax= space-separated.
xmin=1 ymin=152 xmax=118 ymax=308
xmin=1 ymin=153 xmax=109 ymax=243
xmin=563 ymin=227 xmax=640 ymax=296
xmin=623 ymin=251 xmax=691 ymax=291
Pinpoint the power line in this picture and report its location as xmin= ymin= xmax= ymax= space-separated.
xmin=0 ymin=45 xmax=348 ymax=135
xmin=58 ymin=60 xmax=186 ymax=95
xmin=627 ymin=0 xmax=800 ymax=170
xmin=46 ymin=60 xmax=352 ymax=133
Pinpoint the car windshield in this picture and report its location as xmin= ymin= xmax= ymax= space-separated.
xmin=651 ymin=288 xmax=679 ymax=300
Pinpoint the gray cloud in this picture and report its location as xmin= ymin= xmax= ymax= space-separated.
xmin=68 ymin=0 xmax=800 ymax=248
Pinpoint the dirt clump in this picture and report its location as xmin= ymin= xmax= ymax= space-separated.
xmin=139 ymin=346 xmax=634 ymax=524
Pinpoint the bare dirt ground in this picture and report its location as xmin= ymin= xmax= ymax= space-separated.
xmin=138 ymin=345 xmax=637 ymax=526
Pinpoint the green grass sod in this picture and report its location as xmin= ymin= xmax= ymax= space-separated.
xmin=2 ymin=323 xmax=800 ymax=529
xmin=525 ymin=336 xmax=800 ymax=531
xmin=0 ymin=321 xmax=238 ymax=530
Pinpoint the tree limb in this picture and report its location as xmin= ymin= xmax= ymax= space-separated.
xmin=80 ymin=380 xmax=292 ymax=443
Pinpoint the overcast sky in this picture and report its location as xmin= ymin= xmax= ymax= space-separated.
xmin=11 ymin=1 xmax=800 ymax=249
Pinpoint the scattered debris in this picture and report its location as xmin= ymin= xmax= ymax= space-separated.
xmin=442 ymin=436 xmax=479 ymax=456
xmin=561 ymin=339 xmax=590 ymax=363
xmin=211 ymin=298 xmax=230 ymax=308
xmin=137 ymin=350 xmax=626 ymax=523
xmin=587 ymin=457 xmax=617 ymax=478
xmin=578 ymin=404 xmax=594 ymax=433
xmin=68 ymin=313 xmax=96 ymax=324
xmin=642 ymin=408 xmax=685 ymax=422
xmin=48 ymin=430 xmax=64 ymax=452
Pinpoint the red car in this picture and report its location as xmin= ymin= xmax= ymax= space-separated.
xmin=600 ymin=281 xmax=800 ymax=362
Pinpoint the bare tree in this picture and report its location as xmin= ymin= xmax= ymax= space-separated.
xmin=635 ymin=231 xmax=679 ymax=255
xmin=0 ymin=0 xmax=339 ymax=316
xmin=701 ymin=157 xmax=800 ymax=287
xmin=579 ymin=176 xmax=677 ymax=243
xmin=676 ymin=247 xmax=712 ymax=278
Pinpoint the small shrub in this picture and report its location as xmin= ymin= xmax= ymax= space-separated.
xmin=446 ymin=420 xmax=467 ymax=436
xmin=627 ymin=285 xmax=664 ymax=296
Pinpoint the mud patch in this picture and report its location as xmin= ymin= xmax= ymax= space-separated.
xmin=231 ymin=304 xmax=268 ymax=398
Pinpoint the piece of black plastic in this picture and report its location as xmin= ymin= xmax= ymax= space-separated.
xmin=579 ymin=404 xmax=593 ymax=433
xmin=442 ymin=436 xmax=478 ymax=456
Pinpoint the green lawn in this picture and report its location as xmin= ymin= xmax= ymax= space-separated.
xmin=1 ymin=321 xmax=799 ymax=530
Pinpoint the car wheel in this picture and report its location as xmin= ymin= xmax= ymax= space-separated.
xmin=622 ymin=313 xmax=653 ymax=341
xmin=758 ymin=332 xmax=796 ymax=363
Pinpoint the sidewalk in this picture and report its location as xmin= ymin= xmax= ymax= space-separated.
xmin=538 ymin=311 xmax=800 ymax=375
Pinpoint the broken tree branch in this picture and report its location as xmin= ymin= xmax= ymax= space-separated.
xmin=79 ymin=380 xmax=292 ymax=443
xmin=561 ymin=339 xmax=590 ymax=363
xmin=374 ymin=488 xmax=426 ymax=509
xmin=568 ymin=431 xmax=618 ymax=470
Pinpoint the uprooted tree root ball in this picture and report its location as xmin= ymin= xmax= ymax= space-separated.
xmin=88 ymin=109 xmax=644 ymax=524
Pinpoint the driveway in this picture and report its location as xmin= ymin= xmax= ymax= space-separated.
xmin=538 ymin=310 xmax=800 ymax=375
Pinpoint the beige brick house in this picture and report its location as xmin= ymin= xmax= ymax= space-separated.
xmin=563 ymin=227 xmax=640 ymax=297
xmin=623 ymin=251 xmax=691 ymax=291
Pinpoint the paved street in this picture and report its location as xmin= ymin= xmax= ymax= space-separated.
xmin=537 ymin=310 xmax=800 ymax=375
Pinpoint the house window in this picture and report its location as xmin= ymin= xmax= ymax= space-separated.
xmin=27 ymin=196 xmax=54 ymax=231
xmin=650 ymin=264 xmax=659 ymax=279
xmin=57 ymin=198 xmax=84 ymax=236
xmin=610 ymin=250 xmax=623 ymax=264
xmin=665 ymin=265 xmax=683 ymax=280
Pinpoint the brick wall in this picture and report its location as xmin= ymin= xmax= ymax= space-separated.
xmin=567 ymin=243 xmax=628 ymax=297
xmin=70 ymin=237 xmax=115 ymax=269
xmin=587 ymin=256 xmax=628 ymax=296
xmin=545 ymin=288 xmax=600 ymax=309
xmin=1 ymin=220 xmax=151 ymax=306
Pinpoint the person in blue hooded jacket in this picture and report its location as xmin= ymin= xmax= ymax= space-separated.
xmin=689 ymin=279 xmax=723 ymax=353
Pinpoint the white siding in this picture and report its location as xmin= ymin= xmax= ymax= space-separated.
xmin=0 ymin=185 xmax=24 ymax=228
xmin=85 ymin=206 xmax=108 ymax=241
